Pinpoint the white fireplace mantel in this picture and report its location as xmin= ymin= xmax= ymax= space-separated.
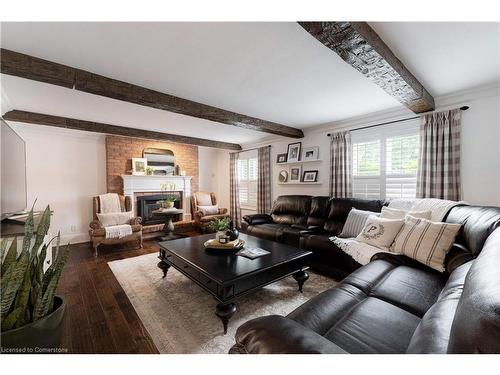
xmin=121 ymin=175 xmax=193 ymax=221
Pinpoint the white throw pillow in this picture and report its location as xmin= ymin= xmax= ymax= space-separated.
xmin=97 ymin=211 xmax=133 ymax=227
xmin=391 ymin=216 xmax=461 ymax=272
xmin=198 ymin=205 xmax=219 ymax=215
xmin=340 ymin=208 xmax=380 ymax=238
xmin=380 ymin=206 xmax=431 ymax=220
xmin=356 ymin=216 xmax=405 ymax=250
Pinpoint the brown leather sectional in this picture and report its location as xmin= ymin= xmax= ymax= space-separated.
xmin=233 ymin=195 xmax=500 ymax=353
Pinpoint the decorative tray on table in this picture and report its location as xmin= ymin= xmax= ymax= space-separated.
xmin=203 ymin=238 xmax=246 ymax=251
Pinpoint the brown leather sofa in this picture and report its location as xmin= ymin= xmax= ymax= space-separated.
xmin=191 ymin=191 xmax=229 ymax=232
xmin=89 ymin=195 xmax=143 ymax=256
xmin=242 ymin=195 xmax=389 ymax=278
xmin=233 ymin=197 xmax=500 ymax=353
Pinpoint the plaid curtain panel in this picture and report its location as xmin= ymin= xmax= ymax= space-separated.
xmin=329 ymin=131 xmax=353 ymax=198
xmin=229 ymin=152 xmax=242 ymax=228
xmin=257 ymin=146 xmax=272 ymax=214
xmin=417 ymin=109 xmax=461 ymax=200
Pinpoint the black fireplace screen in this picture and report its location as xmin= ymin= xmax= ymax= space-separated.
xmin=136 ymin=193 xmax=182 ymax=225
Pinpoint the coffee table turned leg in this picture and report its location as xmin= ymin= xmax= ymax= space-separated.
xmin=215 ymin=303 xmax=237 ymax=334
xmin=293 ymin=270 xmax=309 ymax=293
xmin=157 ymin=261 xmax=170 ymax=278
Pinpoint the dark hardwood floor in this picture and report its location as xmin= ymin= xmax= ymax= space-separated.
xmin=56 ymin=232 xmax=199 ymax=354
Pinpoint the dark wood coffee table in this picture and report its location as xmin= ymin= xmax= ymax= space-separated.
xmin=157 ymin=233 xmax=312 ymax=334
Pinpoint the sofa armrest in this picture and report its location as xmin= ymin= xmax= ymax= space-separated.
xmin=229 ymin=315 xmax=347 ymax=354
xmin=218 ymin=207 xmax=228 ymax=215
xmin=89 ymin=220 xmax=103 ymax=230
xmin=242 ymin=214 xmax=273 ymax=225
xmin=129 ymin=216 xmax=143 ymax=226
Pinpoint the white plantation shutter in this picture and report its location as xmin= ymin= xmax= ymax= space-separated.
xmin=237 ymin=150 xmax=258 ymax=209
xmin=352 ymin=121 xmax=419 ymax=200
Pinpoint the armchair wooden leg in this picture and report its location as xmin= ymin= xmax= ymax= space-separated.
xmin=93 ymin=242 xmax=99 ymax=257
xmin=138 ymin=233 xmax=143 ymax=249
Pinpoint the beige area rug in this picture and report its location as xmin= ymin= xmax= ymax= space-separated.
xmin=108 ymin=253 xmax=336 ymax=354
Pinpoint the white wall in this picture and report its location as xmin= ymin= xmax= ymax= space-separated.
xmin=198 ymin=146 xmax=219 ymax=193
xmin=8 ymin=122 xmax=107 ymax=244
xmin=239 ymin=83 xmax=500 ymax=207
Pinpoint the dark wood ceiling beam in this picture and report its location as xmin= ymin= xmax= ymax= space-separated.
xmin=2 ymin=110 xmax=242 ymax=150
xmin=298 ymin=22 xmax=435 ymax=113
xmin=1 ymin=48 xmax=304 ymax=138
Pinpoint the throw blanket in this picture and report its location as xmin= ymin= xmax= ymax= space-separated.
xmin=105 ymin=224 xmax=133 ymax=239
xmin=389 ymin=198 xmax=467 ymax=222
xmin=330 ymin=237 xmax=392 ymax=266
xmin=99 ymin=193 xmax=122 ymax=214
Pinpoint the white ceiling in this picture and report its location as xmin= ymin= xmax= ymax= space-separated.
xmin=1 ymin=22 xmax=499 ymax=145
xmin=370 ymin=22 xmax=500 ymax=96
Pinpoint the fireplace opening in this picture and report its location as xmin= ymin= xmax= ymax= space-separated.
xmin=136 ymin=193 xmax=183 ymax=225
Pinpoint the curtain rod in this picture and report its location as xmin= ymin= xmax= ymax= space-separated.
xmin=230 ymin=144 xmax=271 ymax=154
xmin=327 ymin=106 xmax=469 ymax=136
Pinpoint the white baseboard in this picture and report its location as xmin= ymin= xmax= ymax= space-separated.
xmin=59 ymin=232 xmax=90 ymax=245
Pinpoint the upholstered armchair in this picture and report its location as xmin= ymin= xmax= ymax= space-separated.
xmin=191 ymin=191 xmax=230 ymax=232
xmin=89 ymin=195 xmax=143 ymax=256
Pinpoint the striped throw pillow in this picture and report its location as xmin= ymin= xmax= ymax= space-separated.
xmin=391 ymin=216 xmax=461 ymax=272
xmin=339 ymin=208 xmax=380 ymax=238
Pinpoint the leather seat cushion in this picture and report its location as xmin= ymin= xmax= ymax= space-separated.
xmin=370 ymin=266 xmax=446 ymax=317
xmin=245 ymin=223 xmax=287 ymax=242
xmin=280 ymin=226 xmax=303 ymax=247
xmin=325 ymin=297 xmax=421 ymax=353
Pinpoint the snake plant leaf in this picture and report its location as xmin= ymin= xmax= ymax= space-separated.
xmin=35 ymin=244 xmax=48 ymax=285
xmin=0 ymin=239 xmax=8 ymax=263
xmin=1 ymin=238 xmax=17 ymax=276
xmin=1 ymin=252 xmax=29 ymax=315
xmin=1 ymin=307 xmax=23 ymax=332
xmin=33 ymin=244 xmax=69 ymax=321
xmin=31 ymin=205 xmax=52 ymax=258
xmin=14 ymin=266 xmax=32 ymax=326
xmin=21 ymin=206 xmax=35 ymax=256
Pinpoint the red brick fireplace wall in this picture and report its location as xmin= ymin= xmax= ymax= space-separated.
xmin=105 ymin=135 xmax=199 ymax=194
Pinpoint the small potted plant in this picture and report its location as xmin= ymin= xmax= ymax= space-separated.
xmin=157 ymin=195 xmax=177 ymax=209
xmin=0 ymin=204 xmax=70 ymax=350
xmin=145 ymin=166 xmax=154 ymax=176
xmin=207 ymin=217 xmax=231 ymax=241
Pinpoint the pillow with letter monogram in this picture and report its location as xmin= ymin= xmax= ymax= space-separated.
xmin=356 ymin=216 xmax=405 ymax=250
xmin=391 ymin=216 xmax=461 ymax=272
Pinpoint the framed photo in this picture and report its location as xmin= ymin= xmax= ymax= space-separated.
xmin=302 ymin=170 xmax=318 ymax=182
xmin=290 ymin=166 xmax=302 ymax=181
xmin=276 ymin=153 xmax=288 ymax=164
xmin=286 ymin=142 xmax=302 ymax=163
xmin=303 ymin=146 xmax=319 ymax=161
xmin=132 ymin=157 xmax=147 ymax=175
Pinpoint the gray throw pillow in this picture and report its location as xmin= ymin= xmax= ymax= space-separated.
xmin=339 ymin=208 xmax=380 ymax=238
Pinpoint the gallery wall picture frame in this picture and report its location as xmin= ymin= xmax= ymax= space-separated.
xmin=286 ymin=142 xmax=302 ymax=163
xmin=302 ymin=146 xmax=319 ymax=161
xmin=302 ymin=170 xmax=318 ymax=182
xmin=290 ymin=166 xmax=302 ymax=181
xmin=276 ymin=153 xmax=288 ymax=164
xmin=132 ymin=157 xmax=147 ymax=175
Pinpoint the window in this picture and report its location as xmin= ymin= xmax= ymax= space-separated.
xmin=237 ymin=151 xmax=258 ymax=209
xmin=352 ymin=121 xmax=419 ymax=200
